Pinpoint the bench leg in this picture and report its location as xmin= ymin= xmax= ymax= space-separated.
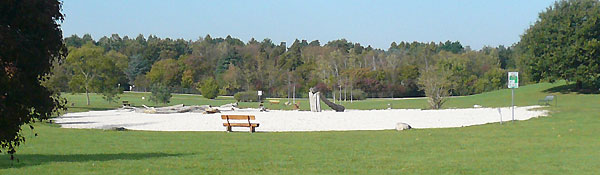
xmin=250 ymin=126 xmax=255 ymax=133
xmin=226 ymin=126 xmax=232 ymax=132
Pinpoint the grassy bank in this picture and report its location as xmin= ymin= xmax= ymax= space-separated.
xmin=1 ymin=82 xmax=598 ymax=174
xmin=64 ymin=82 xmax=562 ymax=112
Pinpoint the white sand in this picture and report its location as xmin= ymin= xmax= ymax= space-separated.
xmin=54 ymin=106 xmax=547 ymax=132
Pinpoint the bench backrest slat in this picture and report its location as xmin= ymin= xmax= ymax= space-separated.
xmin=221 ymin=115 xmax=256 ymax=120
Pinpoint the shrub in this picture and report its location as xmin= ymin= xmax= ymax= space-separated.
xmin=149 ymin=83 xmax=172 ymax=104
xmin=234 ymin=91 xmax=264 ymax=102
xmin=199 ymin=78 xmax=219 ymax=99
xmin=350 ymin=89 xmax=367 ymax=100
xmin=332 ymin=89 xmax=367 ymax=100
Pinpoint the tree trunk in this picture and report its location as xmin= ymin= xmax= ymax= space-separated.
xmin=85 ymin=87 xmax=90 ymax=106
xmin=372 ymin=56 xmax=376 ymax=71
xmin=339 ymin=85 xmax=342 ymax=102
xmin=350 ymin=85 xmax=353 ymax=103
xmin=344 ymin=83 xmax=347 ymax=102
xmin=332 ymin=87 xmax=336 ymax=103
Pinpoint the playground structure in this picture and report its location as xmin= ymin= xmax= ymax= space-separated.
xmin=309 ymin=87 xmax=345 ymax=112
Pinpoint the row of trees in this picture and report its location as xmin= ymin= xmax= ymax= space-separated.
xmin=47 ymin=34 xmax=523 ymax=104
xmin=47 ymin=33 xmax=525 ymax=104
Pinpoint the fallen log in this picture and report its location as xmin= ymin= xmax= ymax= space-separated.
xmin=318 ymin=93 xmax=345 ymax=112
xmin=135 ymin=104 xmax=215 ymax=114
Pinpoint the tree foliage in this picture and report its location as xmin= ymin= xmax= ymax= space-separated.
xmin=66 ymin=43 xmax=127 ymax=104
xmin=1 ymin=0 xmax=66 ymax=157
xmin=199 ymin=78 xmax=219 ymax=99
xmin=149 ymin=83 xmax=172 ymax=104
xmin=146 ymin=58 xmax=181 ymax=86
xmin=519 ymin=0 xmax=600 ymax=89
xmin=55 ymin=33 xmax=523 ymax=101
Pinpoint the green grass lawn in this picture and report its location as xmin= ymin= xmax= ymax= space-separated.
xmin=1 ymin=82 xmax=599 ymax=174
xmin=65 ymin=81 xmax=566 ymax=113
xmin=240 ymin=81 xmax=568 ymax=110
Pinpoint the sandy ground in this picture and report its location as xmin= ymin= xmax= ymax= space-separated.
xmin=54 ymin=106 xmax=547 ymax=132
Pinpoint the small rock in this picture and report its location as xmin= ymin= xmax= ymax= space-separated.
xmin=395 ymin=122 xmax=412 ymax=131
xmin=473 ymin=104 xmax=482 ymax=108
xmin=110 ymin=127 xmax=127 ymax=131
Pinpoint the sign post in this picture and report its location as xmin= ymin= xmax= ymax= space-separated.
xmin=508 ymin=72 xmax=519 ymax=122
xmin=257 ymin=91 xmax=263 ymax=103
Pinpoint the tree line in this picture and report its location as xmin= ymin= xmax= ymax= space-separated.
xmin=46 ymin=33 xmax=529 ymax=104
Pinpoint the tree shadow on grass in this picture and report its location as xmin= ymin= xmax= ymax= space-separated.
xmin=0 ymin=152 xmax=189 ymax=169
xmin=543 ymin=83 xmax=599 ymax=94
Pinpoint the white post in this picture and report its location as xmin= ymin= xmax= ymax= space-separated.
xmin=511 ymin=88 xmax=514 ymax=122
xmin=508 ymin=71 xmax=518 ymax=123
xmin=316 ymin=92 xmax=321 ymax=112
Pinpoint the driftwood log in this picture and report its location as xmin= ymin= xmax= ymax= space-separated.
xmin=137 ymin=104 xmax=216 ymax=114
xmin=318 ymin=92 xmax=345 ymax=112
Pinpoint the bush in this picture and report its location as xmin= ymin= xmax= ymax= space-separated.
xmin=149 ymin=83 xmax=172 ymax=104
xmin=351 ymin=89 xmax=367 ymax=100
xmin=199 ymin=78 xmax=219 ymax=99
xmin=332 ymin=89 xmax=367 ymax=100
xmin=234 ymin=91 xmax=264 ymax=102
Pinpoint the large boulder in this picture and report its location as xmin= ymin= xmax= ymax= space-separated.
xmin=395 ymin=122 xmax=412 ymax=131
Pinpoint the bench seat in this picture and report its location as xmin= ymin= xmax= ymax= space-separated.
xmin=538 ymin=95 xmax=555 ymax=106
xmin=223 ymin=123 xmax=259 ymax=127
xmin=221 ymin=115 xmax=259 ymax=133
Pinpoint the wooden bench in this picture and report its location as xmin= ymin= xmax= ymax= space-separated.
xmin=221 ymin=115 xmax=259 ymax=133
xmin=268 ymin=100 xmax=280 ymax=105
xmin=538 ymin=95 xmax=555 ymax=106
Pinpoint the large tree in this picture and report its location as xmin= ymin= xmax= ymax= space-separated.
xmin=1 ymin=0 xmax=66 ymax=157
xmin=66 ymin=43 xmax=128 ymax=105
xmin=519 ymin=0 xmax=600 ymax=89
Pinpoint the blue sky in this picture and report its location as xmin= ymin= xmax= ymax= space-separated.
xmin=61 ymin=0 xmax=555 ymax=50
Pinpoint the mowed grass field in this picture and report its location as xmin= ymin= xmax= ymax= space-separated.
xmin=1 ymin=82 xmax=599 ymax=174
xmin=65 ymin=81 xmax=563 ymax=113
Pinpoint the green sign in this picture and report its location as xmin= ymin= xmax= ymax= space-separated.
xmin=508 ymin=72 xmax=518 ymax=88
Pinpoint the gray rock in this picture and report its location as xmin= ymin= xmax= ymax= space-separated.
xmin=110 ymin=127 xmax=127 ymax=131
xmin=395 ymin=122 xmax=412 ymax=131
